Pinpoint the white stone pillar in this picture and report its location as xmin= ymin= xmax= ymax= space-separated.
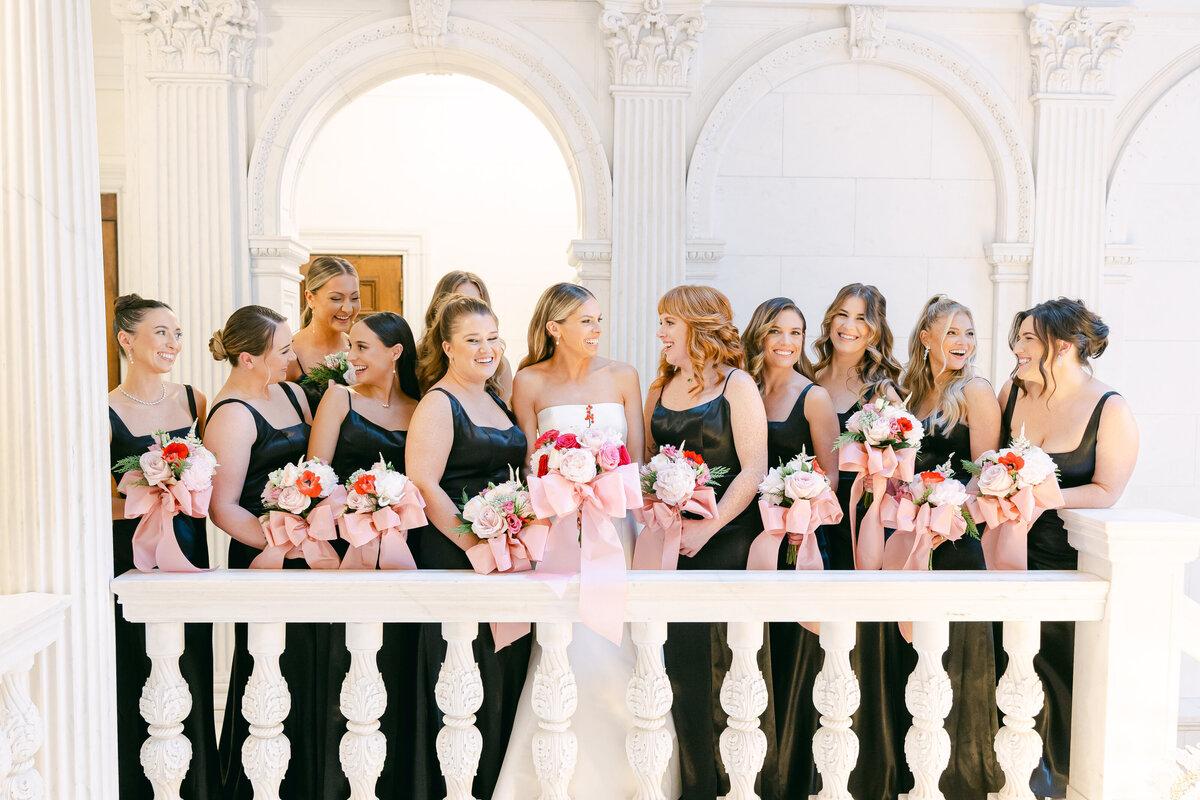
xmin=984 ymin=243 xmax=1034 ymax=384
xmin=1026 ymin=5 xmax=1133 ymax=306
xmin=601 ymin=0 xmax=705 ymax=380
xmin=0 ymin=2 xmax=120 ymax=797
xmin=111 ymin=1 xmax=257 ymax=397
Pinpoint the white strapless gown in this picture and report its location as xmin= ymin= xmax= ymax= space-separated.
xmin=493 ymin=403 xmax=681 ymax=800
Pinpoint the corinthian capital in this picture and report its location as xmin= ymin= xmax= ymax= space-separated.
xmin=119 ymin=0 xmax=258 ymax=76
xmin=601 ymin=0 xmax=706 ymax=88
xmin=1026 ymin=4 xmax=1133 ymax=95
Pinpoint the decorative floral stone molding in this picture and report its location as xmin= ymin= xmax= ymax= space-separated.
xmin=601 ymin=0 xmax=706 ymax=88
xmin=411 ymin=0 xmax=450 ymax=48
xmin=846 ymin=5 xmax=886 ymax=61
xmin=123 ymin=0 xmax=258 ymax=76
xmin=1027 ymin=4 xmax=1134 ymax=95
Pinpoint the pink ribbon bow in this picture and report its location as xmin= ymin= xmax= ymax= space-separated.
xmin=969 ymin=478 xmax=1065 ymax=571
xmin=119 ymin=471 xmax=210 ymax=573
xmin=631 ymin=487 xmax=719 ymax=571
xmin=462 ymin=519 xmax=551 ymax=651
xmin=746 ymin=492 xmax=842 ymax=572
xmin=251 ymin=487 xmax=346 ymax=570
xmin=881 ymin=499 xmax=968 ymax=573
xmin=838 ymin=442 xmax=917 ymax=570
xmin=338 ymin=483 xmax=427 ymax=571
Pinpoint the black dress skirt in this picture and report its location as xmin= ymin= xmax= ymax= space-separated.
xmin=110 ymin=386 xmax=219 ymax=800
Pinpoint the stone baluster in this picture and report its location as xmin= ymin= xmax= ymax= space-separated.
xmin=625 ymin=621 xmax=673 ymax=800
xmin=991 ymin=621 xmax=1043 ymax=800
xmin=242 ymin=623 xmax=291 ymax=800
xmin=901 ymin=621 xmax=952 ymax=800
xmin=139 ymin=623 xmax=192 ymax=799
xmin=0 ymin=657 xmax=45 ymax=800
xmin=812 ymin=621 xmax=860 ymax=800
xmin=340 ymin=623 xmax=387 ymax=800
xmin=531 ymin=622 xmax=578 ymax=799
xmin=435 ymin=621 xmax=484 ymax=800
xmin=720 ymin=622 xmax=769 ymax=799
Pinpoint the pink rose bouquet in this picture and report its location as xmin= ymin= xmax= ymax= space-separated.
xmin=748 ymin=448 xmax=842 ymax=571
xmin=881 ymin=458 xmax=978 ymax=573
xmin=631 ymin=445 xmax=729 ymax=570
xmin=253 ymin=457 xmax=344 ymax=569
xmin=338 ymin=458 xmax=427 ymax=570
xmin=455 ymin=470 xmax=549 ymax=575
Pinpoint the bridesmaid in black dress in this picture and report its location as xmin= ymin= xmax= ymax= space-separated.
xmin=307 ymin=311 xmax=421 ymax=799
xmin=203 ymin=306 xmax=324 ymax=800
xmin=286 ymin=256 xmax=361 ymax=411
xmin=812 ymin=283 xmax=911 ymax=799
xmin=405 ymin=295 xmax=532 ymax=800
xmin=898 ymin=295 xmax=1003 ymax=799
xmin=998 ymin=298 xmax=1138 ymax=798
xmin=741 ymin=298 xmax=841 ymax=797
xmin=108 ymin=295 xmax=218 ymax=800
xmin=643 ymin=285 xmax=777 ymax=800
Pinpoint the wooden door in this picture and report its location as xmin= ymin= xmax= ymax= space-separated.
xmin=299 ymin=253 xmax=404 ymax=317
xmin=102 ymin=193 xmax=120 ymax=390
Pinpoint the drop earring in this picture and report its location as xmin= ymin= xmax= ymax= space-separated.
xmin=126 ymin=349 xmax=134 ymax=366
xmin=923 ymin=345 xmax=930 ymax=361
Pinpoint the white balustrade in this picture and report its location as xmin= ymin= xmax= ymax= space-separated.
xmin=901 ymin=621 xmax=952 ymax=800
xmin=625 ymin=621 xmax=673 ymax=800
xmin=531 ymin=622 xmax=577 ymax=800
xmin=242 ymin=623 xmax=291 ymax=800
xmin=139 ymin=622 xmax=192 ymax=800
xmin=991 ymin=620 xmax=1043 ymax=800
xmin=340 ymin=622 xmax=387 ymax=800
xmin=812 ymin=620 xmax=859 ymax=800
xmin=720 ymin=621 xmax=769 ymax=800
xmin=435 ymin=621 xmax=484 ymax=800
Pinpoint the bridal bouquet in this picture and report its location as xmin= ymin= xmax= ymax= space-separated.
xmin=748 ymin=449 xmax=842 ymax=571
xmin=112 ymin=422 xmax=216 ymax=572
xmin=252 ymin=457 xmax=344 ymax=569
xmin=631 ymin=444 xmax=728 ymax=570
xmin=456 ymin=471 xmax=549 ymax=575
xmin=338 ymin=458 xmax=427 ymax=570
xmin=964 ymin=429 xmax=1063 ymax=570
xmin=300 ymin=351 xmax=355 ymax=388
xmin=880 ymin=458 xmax=977 ymax=572
xmin=834 ymin=397 xmax=923 ymax=570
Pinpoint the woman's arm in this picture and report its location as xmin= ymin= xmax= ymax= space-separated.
xmin=617 ymin=363 xmax=645 ymax=464
xmin=804 ymin=384 xmax=840 ymax=493
xmin=642 ymin=384 xmax=660 ymax=463
xmin=1061 ymin=394 xmax=1138 ymax=509
xmin=965 ymin=377 xmax=1002 ymax=462
xmin=205 ymin=403 xmax=268 ymax=549
xmin=510 ymin=369 xmax=540 ymax=464
xmin=307 ymin=384 xmax=350 ymax=463
xmin=406 ymin=390 xmax=480 ymax=550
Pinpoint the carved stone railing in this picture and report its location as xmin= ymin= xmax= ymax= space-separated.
xmin=110 ymin=509 xmax=1200 ymax=800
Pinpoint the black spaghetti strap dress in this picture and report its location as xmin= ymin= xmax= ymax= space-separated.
xmin=110 ymin=386 xmax=218 ymax=800
xmin=999 ymin=389 xmax=1116 ymax=798
xmin=409 ymin=387 xmax=533 ymax=800
xmin=651 ymin=371 xmax=779 ymax=800
xmin=297 ymin=357 xmax=335 ymax=416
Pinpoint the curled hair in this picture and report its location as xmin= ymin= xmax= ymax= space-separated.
xmin=424 ymin=271 xmax=493 ymax=331
xmin=813 ymin=283 xmax=901 ymax=403
xmin=113 ymin=294 xmax=171 ymax=344
xmin=1009 ymin=297 xmax=1109 ymax=398
xmin=210 ymin=305 xmax=286 ymax=364
xmin=358 ymin=312 xmax=421 ymax=401
xmin=900 ymin=295 xmax=977 ymax=433
xmin=651 ymin=285 xmax=744 ymax=396
xmin=416 ymin=294 xmax=502 ymax=394
xmin=741 ymin=297 xmax=816 ymax=388
xmin=520 ymin=283 xmax=595 ymax=370
xmin=301 ymin=256 xmax=358 ymax=328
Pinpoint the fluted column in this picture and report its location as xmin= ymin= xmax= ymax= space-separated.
xmin=601 ymin=0 xmax=705 ymax=379
xmin=0 ymin=1 xmax=119 ymax=797
xmin=1026 ymin=4 xmax=1133 ymax=306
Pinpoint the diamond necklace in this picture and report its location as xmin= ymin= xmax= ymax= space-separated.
xmin=118 ymin=383 xmax=168 ymax=406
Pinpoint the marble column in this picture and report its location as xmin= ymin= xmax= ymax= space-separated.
xmin=0 ymin=1 xmax=120 ymax=797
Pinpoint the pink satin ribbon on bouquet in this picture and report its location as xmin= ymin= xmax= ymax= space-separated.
xmin=881 ymin=498 xmax=967 ymax=573
xmin=746 ymin=492 xmax=842 ymax=572
xmin=338 ymin=483 xmax=427 ymax=570
xmin=969 ymin=478 xmax=1065 ymax=571
xmin=463 ymin=520 xmax=551 ymax=651
xmin=118 ymin=471 xmax=211 ymax=573
xmin=251 ymin=487 xmax=346 ymax=570
xmin=838 ymin=442 xmax=916 ymax=570
xmin=528 ymin=464 xmax=641 ymax=645
xmin=631 ymin=488 xmax=719 ymax=571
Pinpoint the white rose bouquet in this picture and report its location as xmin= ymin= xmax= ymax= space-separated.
xmin=454 ymin=469 xmax=549 ymax=575
xmin=299 ymin=351 xmax=356 ymax=388
xmin=253 ymin=457 xmax=344 ymax=570
xmin=111 ymin=421 xmax=217 ymax=572
xmin=749 ymin=449 xmax=842 ymax=570
xmin=880 ymin=458 xmax=978 ymax=573
xmin=337 ymin=457 xmax=427 ymax=570
xmin=631 ymin=444 xmax=729 ymax=570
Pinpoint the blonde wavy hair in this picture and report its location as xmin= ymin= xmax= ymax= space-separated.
xmin=900 ymin=295 xmax=977 ymax=433
xmin=301 ymin=256 xmax=358 ymax=328
xmin=519 ymin=283 xmax=595 ymax=371
xmin=812 ymin=283 xmax=901 ymax=403
xmin=651 ymin=285 xmax=744 ymax=396
xmin=416 ymin=294 xmax=503 ymax=395
xmin=423 ymin=271 xmax=492 ymax=331
xmin=741 ymin=297 xmax=816 ymax=388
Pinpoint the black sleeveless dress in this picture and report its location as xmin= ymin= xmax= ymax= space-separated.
xmin=297 ymin=357 xmax=335 ymax=416
xmin=209 ymin=385 xmax=329 ymax=800
xmin=110 ymin=386 xmax=218 ymax=800
xmin=1000 ymin=389 xmax=1116 ymax=798
xmin=409 ymin=387 xmax=533 ymax=800
xmin=651 ymin=371 xmax=779 ymax=800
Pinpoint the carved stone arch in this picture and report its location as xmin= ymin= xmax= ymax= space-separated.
xmin=687 ymin=27 xmax=1035 ymax=245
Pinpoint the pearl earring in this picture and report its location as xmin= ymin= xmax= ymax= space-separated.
xmin=556 ymin=337 xmax=561 ymax=345
xmin=1056 ymin=354 xmax=1063 ymax=365
xmin=127 ymin=349 xmax=134 ymax=366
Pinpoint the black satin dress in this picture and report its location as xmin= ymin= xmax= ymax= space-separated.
xmin=211 ymin=385 xmax=328 ymax=800
xmin=1000 ymin=390 xmax=1116 ymax=798
xmin=410 ymin=387 xmax=532 ymax=800
xmin=297 ymin=357 xmax=335 ymax=416
xmin=110 ymin=386 xmax=218 ymax=800
xmin=766 ymin=384 xmax=827 ymax=797
xmin=651 ymin=371 xmax=779 ymax=800
xmin=322 ymin=393 xmax=417 ymax=800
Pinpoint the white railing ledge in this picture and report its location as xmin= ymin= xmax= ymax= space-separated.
xmin=112 ymin=568 xmax=1108 ymax=625
xmin=0 ymin=593 xmax=70 ymax=674
xmin=1066 ymin=508 xmax=1200 ymax=565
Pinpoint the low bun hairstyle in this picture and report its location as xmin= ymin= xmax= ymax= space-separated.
xmin=1009 ymin=297 xmax=1109 ymax=397
xmin=416 ymin=294 xmax=501 ymax=394
xmin=301 ymin=256 xmax=358 ymax=328
xmin=210 ymin=305 xmax=286 ymax=364
xmin=520 ymin=283 xmax=595 ymax=370
xmin=651 ymin=285 xmax=744 ymax=396
xmin=113 ymin=294 xmax=171 ymax=343
xmin=358 ymin=312 xmax=421 ymax=401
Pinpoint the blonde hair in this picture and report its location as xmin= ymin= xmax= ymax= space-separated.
xmin=210 ymin=305 xmax=286 ymax=364
xmin=416 ymin=294 xmax=503 ymax=394
xmin=519 ymin=283 xmax=595 ymax=370
xmin=900 ymin=295 xmax=977 ymax=433
xmin=813 ymin=283 xmax=901 ymax=403
xmin=301 ymin=256 xmax=358 ymax=327
xmin=424 ymin=271 xmax=492 ymax=331
xmin=651 ymin=285 xmax=743 ymax=396
xmin=741 ymin=297 xmax=816 ymax=388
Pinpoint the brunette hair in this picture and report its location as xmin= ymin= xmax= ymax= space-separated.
xmin=651 ymin=285 xmax=743 ymax=396
xmin=358 ymin=312 xmax=421 ymax=401
xmin=416 ymin=294 xmax=502 ymax=394
xmin=424 ymin=271 xmax=493 ymax=331
xmin=520 ymin=283 xmax=595 ymax=370
xmin=301 ymin=256 xmax=358 ymax=327
xmin=812 ymin=283 xmax=901 ymax=404
xmin=900 ymin=294 xmax=977 ymax=433
xmin=209 ymin=305 xmax=286 ymax=364
xmin=113 ymin=294 xmax=171 ymax=344
xmin=741 ymin=297 xmax=816 ymax=387
xmin=1009 ymin=297 xmax=1109 ymax=398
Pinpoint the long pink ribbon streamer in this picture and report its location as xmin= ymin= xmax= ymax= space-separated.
xmin=838 ymin=442 xmax=916 ymax=570
xmin=251 ymin=487 xmax=346 ymax=570
xmin=631 ymin=488 xmax=719 ymax=571
xmin=463 ymin=520 xmax=551 ymax=651
xmin=338 ymin=483 xmax=427 ymax=570
xmin=969 ymin=477 xmax=1065 ymax=571
xmin=119 ymin=471 xmax=210 ymax=573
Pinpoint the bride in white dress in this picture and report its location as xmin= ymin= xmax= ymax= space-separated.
xmin=494 ymin=283 xmax=681 ymax=800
